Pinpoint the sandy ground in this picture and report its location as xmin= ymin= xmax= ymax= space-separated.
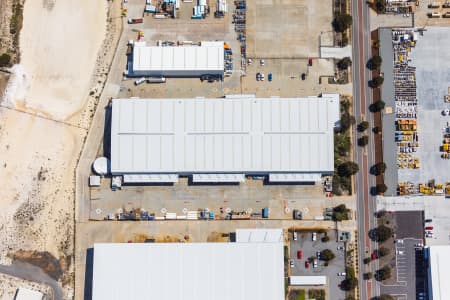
xmin=0 ymin=273 xmax=51 ymax=300
xmin=0 ymin=0 xmax=123 ymax=297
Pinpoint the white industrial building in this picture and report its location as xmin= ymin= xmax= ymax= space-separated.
xmin=427 ymin=245 xmax=450 ymax=300
xmin=289 ymin=276 xmax=327 ymax=286
xmin=110 ymin=94 xmax=340 ymax=183
xmin=92 ymin=242 xmax=284 ymax=300
xmin=129 ymin=41 xmax=224 ymax=77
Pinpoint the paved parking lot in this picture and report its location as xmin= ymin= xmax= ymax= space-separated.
xmin=246 ymin=0 xmax=333 ymax=58
xmin=289 ymin=230 xmax=346 ymax=300
xmin=380 ymin=238 xmax=422 ymax=300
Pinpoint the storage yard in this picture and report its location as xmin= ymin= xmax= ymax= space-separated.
xmin=381 ymin=27 xmax=450 ymax=196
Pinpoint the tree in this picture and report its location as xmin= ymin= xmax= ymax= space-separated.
xmin=363 ymin=257 xmax=372 ymax=264
xmin=372 ymin=126 xmax=382 ymax=134
xmin=333 ymin=204 xmax=350 ymax=221
xmin=364 ymin=272 xmax=373 ymax=280
xmin=340 ymin=277 xmax=358 ymax=290
xmin=369 ymin=76 xmax=384 ymax=88
xmin=370 ymin=100 xmax=386 ymax=112
xmin=338 ymin=161 xmax=359 ymax=177
xmin=320 ymin=249 xmax=335 ymax=261
xmin=371 ymin=162 xmax=387 ymax=175
xmin=337 ymin=57 xmax=352 ymax=70
xmin=369 ymin=225 xmax=392 ymax=242
xmin=358 ymin=135 xmax=369 ymax=147
xmin=376 ymin=265 xmax=392 ymax=281
xmin=0 ymin=53 xmax=11 ymax=67
xmin=367 ymin=55 xmax=383 ymax=70
xmin=374 ymin=0 xmax=387 ymax=13
xmin=339 ymin=112 xmax=356 ymax=133
xmin=332 ymin=13 xmax=353 ymax=33
xmin=378 ymin=246 xmax=390 ymax=257
xmin=357 ymin=121 xmax=369 ymax=132
xmin=376 ymin=183 xmax=388 ymax=194
xmin=322 ymin=235 xmax=330 ymax=242
xmin=335 ymin=134 xmax=351 ymax=156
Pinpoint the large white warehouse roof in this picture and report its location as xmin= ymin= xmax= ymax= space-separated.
xmin=131 ymin=42 xmax=224 ymax=76
xmin=110 ymin=95 xmax=339 ymax=176
xmin=429 ymin=245 xmax=450 ymax=300
xmin=92 ymin=242 xmax=284 ymax=300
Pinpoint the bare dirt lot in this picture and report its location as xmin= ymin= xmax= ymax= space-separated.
xmin=246 ymin=0 xmax=333 ymax=58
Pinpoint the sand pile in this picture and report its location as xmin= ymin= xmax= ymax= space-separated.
xmin=0 ymin=0 xmax=113 ymax=297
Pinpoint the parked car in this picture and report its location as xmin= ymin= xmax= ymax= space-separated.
xmin=301 ymin=73 xmax=306 ymax=80
xmin=290 ymin=260 xmax=294 ymax=268
xmin=371 ymin=252 xmax=378 ymax=260
xmin=247 ymin=58 xmax=252 ymax=65
xmin=415 ymin=242 xmax=424 ymax=247
xmin=305 ymin=260 xmax=309 ymax=268
xmin=425 ymin=219 xmax=433 ymax=223
xmin=397 ymin=250 xmax=405 ymax=255
xmin=260 ymin=73 xmax=265 ymax=81
xmin=337 ymin=246 xmax=345 ymax=251
xmin=313 ymin=259 xmax=318 ymax=268
xmin=260 ymin=59 xmax=265 ymax=66
xmin=312 ymin=232 xmax=317 ymax=241
xmin=293 ymin=231 xmax=298 ymax=241
xmin=297 ymin=250 xmax=302 ymax=260
xmin=338 ymin=272 xmax=346 ymax=276
xmin=316 ymin=251 xmax=321 ymax=259
xmin=268 ymin=73 xmax=272 ymax=82
xmin=425 ymin=226 xmax=434 ymax=230
xmin=256 ymin=72 xmax=261 ymax=81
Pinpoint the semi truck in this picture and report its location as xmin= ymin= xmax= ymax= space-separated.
xmin=146 ymin=77 xmax=166 ymax=83
xmin=128 ymin=18 xmax=144 ymax=24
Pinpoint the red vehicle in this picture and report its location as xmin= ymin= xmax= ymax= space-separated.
xmin=305 ymin=261 xmax=309 ymax=268
xmin=371 ymin=252 xmax=378 ymax=260
xmin=425 ymin=226 xmax=433 ymax=230
xmin=308 ymin=58 xmax=313 ymax=66
xmin=297 ymin=250 xmax=302 ymax=260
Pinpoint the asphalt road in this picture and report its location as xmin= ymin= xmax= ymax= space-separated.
xmin=0 ymin=262 xmax=63 ymax=299
xmin=351 ymin=0 xmax=380 ymax=299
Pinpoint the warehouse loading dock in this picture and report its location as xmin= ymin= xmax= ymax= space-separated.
xmin=109 ymin=94 xmax=340 ymax=183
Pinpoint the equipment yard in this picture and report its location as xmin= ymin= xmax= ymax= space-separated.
xmin=398 ymin=27 xmax=450 ymax=185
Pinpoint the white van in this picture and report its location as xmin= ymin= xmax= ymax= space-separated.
xmin=312 ymin=232 xmax=317 ymax=241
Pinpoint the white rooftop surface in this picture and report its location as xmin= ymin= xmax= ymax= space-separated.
xmin=15 ymin=288 xmax=43 ymax=300
xmin=289 ymin=276 xmax=327 ymax=286
xmin=133 ymin=43 xmax=224 ymax=71
xmin=429 ymin=245 xmax=450 ymax=300
xmin=236 ymin=228 xmax=283 ymax=243
xmin=110 ymin=96 xmax=339 ymax=174
xmin=92 ymin=242 xmax=284 ymax=300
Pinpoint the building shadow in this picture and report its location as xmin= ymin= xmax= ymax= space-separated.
xmin=103 ymin=104 xmax=112 ymax=159
xmin=84 ymin=248 xmax=94 ymax=300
